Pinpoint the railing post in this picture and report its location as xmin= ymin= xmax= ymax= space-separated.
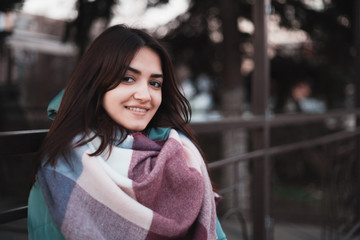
xmin=6 ymin=47 xmax=12 ymax=85
xmin=251 ymin=0 xmax=271 ymax=239
xmin=354 ymin=0 xmax=360 ymax=223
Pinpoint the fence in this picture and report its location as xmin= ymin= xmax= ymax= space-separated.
xmin=1 ymin=109 xmax=360 ymax=239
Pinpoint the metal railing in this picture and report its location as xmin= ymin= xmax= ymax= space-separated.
xmin=0 ymin=129 xmax=47 ymax=224
xmin=1 ymin=109 xmax=359 ymax=231
xmin=192 ymin=110 xmax=360 ymax=239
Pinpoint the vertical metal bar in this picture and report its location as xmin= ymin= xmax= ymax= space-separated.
xmin=354 ymin=0 xmax=360 ymax=226
xmin=252 ymin=0 xmax=270 ymax=114
xmin=6 ymin=47 xmax=12 ymax=85
xmin=354 ymin=0 xmax=360 ymax=125
xmin=219 ymin=0 xmax=242 ymax=89
xmin=252 ymin=0 xmax=271 ymax=239
xmin=233 ymin=161 xmax=240 ymax=207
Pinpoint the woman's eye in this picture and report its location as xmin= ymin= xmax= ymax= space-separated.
xmin=150 ymin=81 xmax=162 ymax=88
xmin=122 ymin=76 xmax=134 ymax=83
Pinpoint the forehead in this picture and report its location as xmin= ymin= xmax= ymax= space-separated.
xmin=128 ymin=47 xmax=162 ymax=73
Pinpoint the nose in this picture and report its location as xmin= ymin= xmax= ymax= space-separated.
xmin=133 ymin=82 xmax=151 ymax=102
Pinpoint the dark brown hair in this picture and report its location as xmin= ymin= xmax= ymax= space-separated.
xmin=37 ymin=24 xmax=199 ymax=169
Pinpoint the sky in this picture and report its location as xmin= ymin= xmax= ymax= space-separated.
xmin=21 ymin=0 xmax=190 ymax=29
xmin=22 ymin=0 xmax=77 ymax=20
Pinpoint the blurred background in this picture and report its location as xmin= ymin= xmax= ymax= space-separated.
xmin=1 ymin=0 xmax=360 ymax=239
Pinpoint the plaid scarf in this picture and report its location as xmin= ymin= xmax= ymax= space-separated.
xmin=38 ymin=128 xmax=217 ymax=239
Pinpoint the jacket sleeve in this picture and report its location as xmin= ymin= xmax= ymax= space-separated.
xmin=216 ymin=216 xmax=227 ymax=240
xmin=27 ymin=181 xmax=66 ymax=240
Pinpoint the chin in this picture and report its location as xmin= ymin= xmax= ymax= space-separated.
xmin=127 ymin=126 xmax=147 ymax=132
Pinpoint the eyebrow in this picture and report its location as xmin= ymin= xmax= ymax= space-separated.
xmin=127 ymin=67 xmax=163 ymax=79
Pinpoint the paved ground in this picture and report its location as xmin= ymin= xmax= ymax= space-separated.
xmin=0 ymin=219 xmax=27 ymax=240
xmin=221 ymin=216 xmax=322 ymax=240
xmin=0 ymin=217 xmax=323 ymax=240
xmin=273 ymin=223 xmax=321 ymax=240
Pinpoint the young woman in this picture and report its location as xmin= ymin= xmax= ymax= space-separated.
xmin=28 ymin=24 xmax=226 ymax=240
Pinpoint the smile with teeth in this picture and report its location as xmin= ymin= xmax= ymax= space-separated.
xmin=126 ymin=106 xmax=149 ymax=113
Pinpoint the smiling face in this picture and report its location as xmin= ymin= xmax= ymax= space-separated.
xmin=102 ymin=47 xmax=163 ymax=132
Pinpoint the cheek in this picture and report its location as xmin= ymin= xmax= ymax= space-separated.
xmin=102 ymin=90 xmax=116 ymax=112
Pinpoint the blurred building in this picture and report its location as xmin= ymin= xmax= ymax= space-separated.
xmin=0 ymin=13 xmax=77 ymax=131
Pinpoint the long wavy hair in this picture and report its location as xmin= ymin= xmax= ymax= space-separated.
xmin=36 ymin=24 xmax=199 ymax=170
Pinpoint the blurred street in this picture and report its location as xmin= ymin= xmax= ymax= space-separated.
xmin=0 ymin=218 xmax=323 ymax=240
